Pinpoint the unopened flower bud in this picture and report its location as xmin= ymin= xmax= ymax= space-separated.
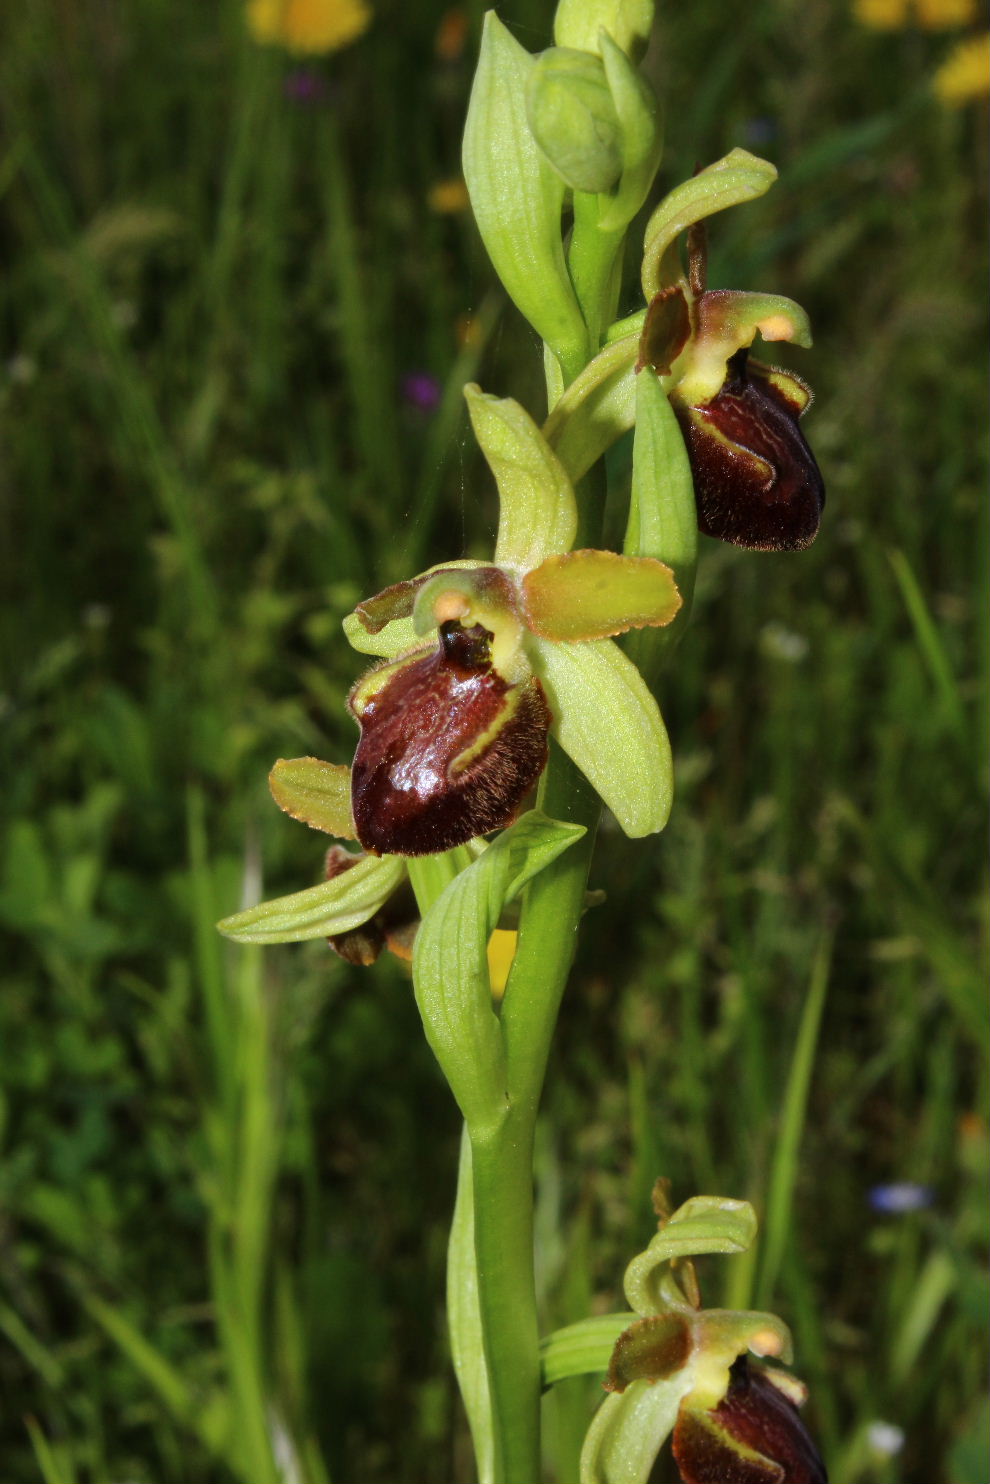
xmin=527 ymin=48 xmax=624 ymax=194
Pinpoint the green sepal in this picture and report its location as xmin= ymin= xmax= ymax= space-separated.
xmin=412 ymin=811 xmax=586 ymax=1135
xmin=540 ymin=1313 xmax=648 ymax=1387
xmin=641 ymin=150 xmax=778 ymax=300
xmin=623 ymin=1198 xmax=758 ymax=1316
xmin=268 ymin=757 xmax=356 ymax=838
xmin=554 ymin=0 xmax=654 ymax=60
xmin=216 ymin=854 xmax=407 ymax=945
xmin=463 ymin=14 xmax=587 ymax=372
xmin=527 ymin=48 xmax=623 ymax=195
xmin=542 ymin=333 xmax=639 ymax=485
xmin=580 ymin=1371 xmax=694 ymax=1484
xmin=465 ymin=383 xmax=579 ymax=569
xmin=522 ymin=550 xmax=680 ymax=641
xmin=528 ymin=635 xmax=673 ymax=837
xmin=594 ymin=33 xmax=663 ymax=233
xmin=623 ymin=369 xmax=697 ymax=676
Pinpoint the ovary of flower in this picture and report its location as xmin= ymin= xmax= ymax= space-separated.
xmin=246 ymin=0 xmax=372 ymax=55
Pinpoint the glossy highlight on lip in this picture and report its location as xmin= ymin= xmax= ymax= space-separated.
xmin=348 ymin=622 xmax=551 ymax=856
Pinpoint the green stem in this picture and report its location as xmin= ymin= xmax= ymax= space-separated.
xmin=465 ymin=750 xmax=601 ymax=1484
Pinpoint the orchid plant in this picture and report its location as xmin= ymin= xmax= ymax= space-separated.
xmin=219 ymin=1 xmax=829 ymax=1480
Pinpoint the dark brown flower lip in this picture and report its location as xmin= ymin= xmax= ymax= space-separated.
xmin=675 ymin=350 xmax=825 ymax=552
xmin=348 ymin=622 xmax=551 ymax=857
xmin=673 ymin=1358 xmax=828 ymax=1484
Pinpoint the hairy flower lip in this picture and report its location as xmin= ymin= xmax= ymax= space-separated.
xmin=674 ymin=350 xmax=825 ymax=552
xmin=673 ymin=1358 xmax=828 ymax=1484
xmin=348 ymin=622 xmax=552 ymax=857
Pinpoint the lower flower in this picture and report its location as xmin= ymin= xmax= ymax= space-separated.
xmin=673 ymin=1356 xmax=828 ymax=1484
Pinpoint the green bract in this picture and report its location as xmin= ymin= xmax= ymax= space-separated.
xmin=463 ymin=13 xmax=587 ymax=375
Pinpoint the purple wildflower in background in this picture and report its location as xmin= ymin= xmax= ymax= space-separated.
xmin=283 ymin=67 xmax=328 ymax=104
xmin=400 ymin=371 xmax=442 ymax=413
xmin=868 ymin=1182 xmax=934 ymax=1213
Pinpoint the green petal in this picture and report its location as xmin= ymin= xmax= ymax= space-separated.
xmin=528 ymin=636 xmax=673 ymax=836
xmin=522 ymin=550 xmax=680 ymax=641
xmin=640 ymin=150 xmax=778 ymax=300
xmin=464 ymin=383 xmax=578 ymax=568
xmin=343 ymin=560 xmax=486 ymax=658
xmin=675 ymin=289 xmax=813 ymax=406
xmin=542 ymin=334 xmax=639 ymax=485
xmin=463 ymin=14 xmax=587 ymax=372
xmin=269 ymin=757 xmax=356 ymax=837
xmin=217 ymin=854 xmax=407 ymax=945
xmin=540 ymin=1314 xmax=635 ymax=1387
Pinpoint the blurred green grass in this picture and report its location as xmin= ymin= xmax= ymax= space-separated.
xmin=0 ymin=1 xmax=986 ymax=1481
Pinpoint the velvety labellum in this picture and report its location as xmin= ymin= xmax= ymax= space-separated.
xmin=349 ymin=622 xmax=551 ymax=856
xmin=672 ymin=1360 xmax=828 ymax=1484
xmin=675 ymin=351 xmax=825 ymax=552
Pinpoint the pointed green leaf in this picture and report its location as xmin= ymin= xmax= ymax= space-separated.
xmin=217 ymin=854 xmax=406 ymax=945
xmin=465 ymin=384 xmax=578 ymax=568
xmin=413 ymin=812 xmax=585 ymax=1132
xmin=542 ymin=334 xmax=639 ymax=485
xmin=528 ymin=636 xmax=673 ymax=836
xmin=641 ymin=150 xmax=778 ymax=300
xmin=269 ymin=758 xmax=355 ymax=837
xmin=463 ymin=14 xmax=587 ymax=371
xmin=623 ymin=370 xmax=697 ymax=676
xmin=522 ymin=550 xmax=680 ymax=641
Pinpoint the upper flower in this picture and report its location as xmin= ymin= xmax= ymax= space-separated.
xmin=637 ymin=211 xmax=826 ymax=552
xmin=340 ymin=383 xmax=681 ymax=855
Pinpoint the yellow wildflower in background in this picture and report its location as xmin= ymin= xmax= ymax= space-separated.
xmin=247 ymin=0 xmax=371 ymax=54
xmin=486 ymin=929 xmax=518 ymax=1000
xmin=854 ymin=0 xmax=977 ymax=29
xmin=933 ymin=31 xmax=990 ymax=102
xmin=427 ymin=177 xmax=471 ymax=214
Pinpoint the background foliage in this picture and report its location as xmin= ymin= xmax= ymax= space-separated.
xmin=1 ymin=1 xmax=986 ymax=1481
